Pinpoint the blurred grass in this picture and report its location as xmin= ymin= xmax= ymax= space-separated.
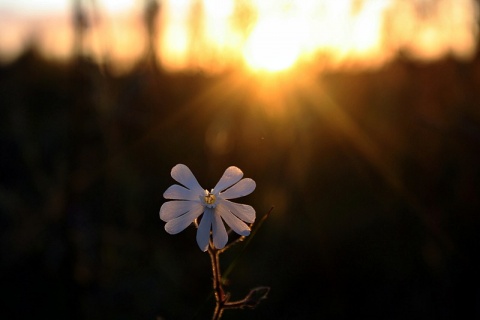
xmin=1 ymin=46 xmax=480 ymax=319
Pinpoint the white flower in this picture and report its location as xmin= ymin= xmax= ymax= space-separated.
xmin=160 ymin=164 xmax=256 ymax=251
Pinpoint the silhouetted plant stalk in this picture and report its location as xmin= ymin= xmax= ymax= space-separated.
xmin=206 ymin=207 xmax=273 ymax=320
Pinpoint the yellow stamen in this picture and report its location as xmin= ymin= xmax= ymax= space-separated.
xmin=204 ymin=193 xmax=216 ymax=205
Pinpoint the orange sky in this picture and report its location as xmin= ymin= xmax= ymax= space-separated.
xmin=0 ymin=0 xmax=478 ymax=74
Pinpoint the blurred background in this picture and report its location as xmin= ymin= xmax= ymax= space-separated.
xmin=1 ymin=0 xmax=480 ymax=319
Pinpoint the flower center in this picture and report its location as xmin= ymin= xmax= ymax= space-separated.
xmin=202 ymin=190 xmax=217 ymax=208
xmin=205 ymin=193 xmax=216 ymax=205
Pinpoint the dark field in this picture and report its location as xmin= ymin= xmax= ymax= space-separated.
xmin=1 ymin=47 xmax=480 ymax=319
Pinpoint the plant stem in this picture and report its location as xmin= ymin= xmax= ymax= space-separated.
xmin=207 ymin=207 xmax=273 ymax=319
xmin=208 ymin=245 xmax=225 ymax=320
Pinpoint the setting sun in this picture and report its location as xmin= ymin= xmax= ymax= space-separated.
xmin=158 ymin=0 xmax=478 ymax=73
xmin=243 ymin=16 xmax=304 ymax=72
xmin=0 ymin=0 xmax=477 ymax=73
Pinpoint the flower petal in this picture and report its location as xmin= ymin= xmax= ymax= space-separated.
xmin=160 ymin=200 xmax=203 ymax=222
xmin=217 ymin=204 xmax=251 ymax=236
xmin=197 ymin=208 xmax=213 ymax=251
xmin=220 ymin=178 xmax=256 ymax=199
xmin=217 ymin=199 xmax=256 ymax=223
xmin=213 ymin=166 xmax=243 ymax=193
xmin=164 ymin=184 xmax=199 ymax=200
xmin=164 ymin=205 xmax=204 ymax=234
xmin=171 ymin=164 xmax=204 ymax=194
xmin=212 ymin=211 xmax=228 ymax=249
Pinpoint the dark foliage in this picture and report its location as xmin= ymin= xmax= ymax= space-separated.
xmin=1 ymin=46 xmax=480 ymax=319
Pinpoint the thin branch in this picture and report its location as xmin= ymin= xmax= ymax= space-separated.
xmin=207 ymin=207 xmax=273 ymax=319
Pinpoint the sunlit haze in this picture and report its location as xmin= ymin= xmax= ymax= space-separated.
xmin=0 ymin=0 xmax=478 ymax=73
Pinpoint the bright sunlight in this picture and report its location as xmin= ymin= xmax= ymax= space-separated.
xmin=0 ymin=0 xmax=478 ymax=73
xmin=243 ymin=16 xmax=304 ymax=72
